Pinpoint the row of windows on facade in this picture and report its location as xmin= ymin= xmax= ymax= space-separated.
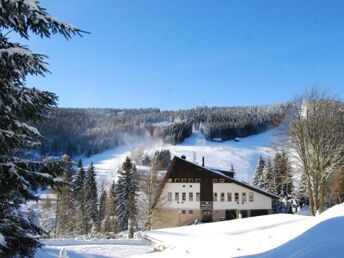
xmin=167 ymin=178 xmax=227 ymax=183
xmin=167 ymin=192 xmax=254 ymax=202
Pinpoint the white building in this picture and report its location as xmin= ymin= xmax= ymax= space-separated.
xmin=155 ymin=156 xmax=278 ymax=228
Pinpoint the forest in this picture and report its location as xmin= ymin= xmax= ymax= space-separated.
xmin=36 ymin=104 xmax=289 ymax=157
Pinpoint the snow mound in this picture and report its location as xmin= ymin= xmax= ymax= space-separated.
xmin=142 ymin=203 xmax=344 ymax=258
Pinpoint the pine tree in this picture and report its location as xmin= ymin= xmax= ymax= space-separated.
xmin=71 ymin=160 xmax=88 ymax=235
xmin=252 ymin=156 xmax=265 ymax=188
xmin=55 ymin=155 xmax=76 ymax=237
xmin=0 ymin=1 xmax=82 ymax=256
xmin=101 ymin=181 xmax=118 ymax=234
xmin=263 ymin=158 xmax=277 ymax=193
xmin=115 ymin=157 xmax=139 ymax=236
xmin=84 ymin=163 xmax=98 ymax=234
xmin=98 ymin=188 xmax=107 ymax=231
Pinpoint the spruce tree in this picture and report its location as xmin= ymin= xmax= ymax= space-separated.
xmin=252 ymin=156 xmax=265 ymax=188
xmin=55 ymin=155 xmax=76 ymax=237
xmin=98 ymin=188 xmax=107 ymax=231
xmin=72 ymin=160 xmax=87 ymax=235
xmin=0 ymin=1 xmax=82 ymax=256
xmin=102 ymin=181 xmax=118 ymax=234
xmin=115 ymin=157 xmax=139 ymax=235
xmin=84 ymin=163 xmax=98 ymax=233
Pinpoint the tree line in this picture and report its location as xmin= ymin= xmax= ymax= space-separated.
xmin=36 ymin=104 xmax=288 ymax=157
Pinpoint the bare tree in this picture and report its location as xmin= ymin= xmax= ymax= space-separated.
xmin=289 ymin=88 xmax=344 ymax=214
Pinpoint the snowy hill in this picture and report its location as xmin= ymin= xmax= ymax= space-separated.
xmin=142 ymin=203 xmax=344 ymax=258
xmin=83 ymin=124 xmax=288 ymax=188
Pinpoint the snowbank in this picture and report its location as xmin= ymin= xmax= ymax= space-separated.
xmin=142 ymin=203 xmax=344 ymax=258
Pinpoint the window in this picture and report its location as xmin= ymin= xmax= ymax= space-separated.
xmin=188 ymin=178 xmax=194 ymax=183
xmin=189 ymin=210 xmax=193 ymax=214
xmin=213 ymin=179 xmax=218 ymax=183
xmin=175 ymin=192 xmax=179 ymax=201
xmin=181 ymin=178 xmax=187 ymax=183
xmin=168 ymin=192 xmax=172 ymax=201
xmin=189 ymin=192 xmax=193 ymax=201
xmin=235 ymin=193 xmax=239 ymax=202
xmin=181 ymin=210 xmax=186 ymax=214
xmin=219 ymin=179 xmax=225 ymax=183
xmin=242 ymin=193 xmax=247 ymax=202
xmin=249 ymin=192 xmax=254 ymax=202
xmin=227 ymin=193 xmax=232 ymax=202
xmin=196 ymin=192 xmax=200 ymax=201
xmin=167 ymin=178 xmax=173 ymax=182
xmin=174 ymin=178 xmax=180 ymax=183
xmin=195 ymin=178 xmax=201 ymax=183
xmin=220 ymin=193 xmax=225 ymax=202
xmin=182 ymin=192 xmax=186 ymax=201
xmin=213 ymin=192 xmax=218 ymax=201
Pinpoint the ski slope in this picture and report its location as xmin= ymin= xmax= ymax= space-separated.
xmin=142 ymin=203 xmax=344 ymax=258
xmin=83 ymin=125 xmax=287 ymax=188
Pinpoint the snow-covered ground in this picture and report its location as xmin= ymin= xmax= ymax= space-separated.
xmin=83 ymin=125 xmax=287 ymax=188
xmin=35 ymin=239 xmax=154 ymax=258
xmin=142 ymin=203 xmax=344 ymax=258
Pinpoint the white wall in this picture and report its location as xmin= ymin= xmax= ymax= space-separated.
xmin=161 ymin=182 xmax=272 ymax=211
xmin=213 ymin=183 xmax=272 ymax=210
xmin=162 ymin=183 xmax=200 ymax=210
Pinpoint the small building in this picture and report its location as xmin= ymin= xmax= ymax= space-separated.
xmin=154 ymin=156 xmax=278 ymax=228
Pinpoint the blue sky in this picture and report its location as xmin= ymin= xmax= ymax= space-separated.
xmin=18 ymin=0 xmax=344 ymax=110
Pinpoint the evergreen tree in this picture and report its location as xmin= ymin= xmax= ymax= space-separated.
xmin=98 ymin=188 xmax=107 ymax=231
xmin=101 ymin=181 xmax=118 ymax=234
xmin=84 ymin=163 xmax=98 ymax=233
xmin=115 ymin=157 xmax=139 ymax=235
xmin=0 ymin=1 xmax=82 ymax=256
xmin=72 ymin=160 xmax=87 ymax=235
xmin=263 ymin=158 xmax=277 ymax=193
xmin=55 ymin=155 xmax=76 ymax=237
xmin=252 ymin=156 xmax=265 ymax=188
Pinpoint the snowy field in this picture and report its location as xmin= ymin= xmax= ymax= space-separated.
xmin=35 ymin=239 xmax=154 ymax=258
xmin=143 ymin=203 xmax=344 ymax=258
xmin=83 ymin=125 xmax=288 ymax=188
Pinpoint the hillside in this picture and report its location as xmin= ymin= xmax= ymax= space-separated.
xmin=83 ymin=122 xmax=288 ymax=188
xmin=36 ymin=104 xmax=288 ymax=157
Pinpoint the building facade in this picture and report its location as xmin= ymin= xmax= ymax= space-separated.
xmin=154 ymin=156 xmax=278 ymax=228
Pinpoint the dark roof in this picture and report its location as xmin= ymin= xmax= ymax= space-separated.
xmin=170 ymin=156 xmax=279 ymax=199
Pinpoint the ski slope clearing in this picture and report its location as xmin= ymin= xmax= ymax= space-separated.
xmin=142 ymin=203 xmax=344 ymax=258
xmin=84 ymin=125 xmax=287 ymax=188
xmin=35 ymin=239 xmax=154 ymax=258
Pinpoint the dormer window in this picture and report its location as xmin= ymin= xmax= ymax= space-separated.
xmin=188 ymin=178 xmax=194 ymax=183
xmin=195 ymin=178 xmax=201 ymax=183
xmin=213 ymin=179 xmax=218 ymax=183
xmin=181 ymin=178 xmax=187 ymax=183
xmin=219 ymin=179 xmax=225 ymax=183
xmin=174 ymin=178 xmax=180 ymax=183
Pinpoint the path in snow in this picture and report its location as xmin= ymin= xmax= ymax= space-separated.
xmin=35 ymin=239 xmax=154 ymax=258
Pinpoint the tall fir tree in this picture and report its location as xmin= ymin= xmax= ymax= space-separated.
xmin=72 ymin=160 xmax=87 ymax=234
xmin=98 ymin=188 xmax=107 ymax=231
xmin=55 ymin=155 xmax=76 ymax=237
xmin=101 ymin=181 xmax=118 ymax=234
xmin=0 ymin=1 xmax=82 ymax=256
xmin=252 ymin=156 xmax=265 ymax=188
xmin=84 ymin=163 xmax=98 ymax=233
xmin=115 ymin=157 xmax=139 ymax=236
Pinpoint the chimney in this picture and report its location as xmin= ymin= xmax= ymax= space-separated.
xmin=202 ymin=157 xmax=205 ymax=167
xmin=181 ymin=155 xmax=186 ymax=160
